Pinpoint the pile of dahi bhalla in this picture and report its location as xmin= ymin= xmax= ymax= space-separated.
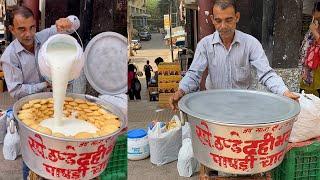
xmin=17 ymin=97 xmax=121 ymax=139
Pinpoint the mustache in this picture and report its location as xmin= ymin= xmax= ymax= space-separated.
xmin=218 ymin=29 xmax=234 ymax=34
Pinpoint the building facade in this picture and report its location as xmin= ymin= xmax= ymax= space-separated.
xmin=129 ymin=0 xmax=150 ymax=29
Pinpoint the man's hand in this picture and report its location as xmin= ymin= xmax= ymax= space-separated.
xmin=46 ymin=81 xmax=52 ymax=92
xmin=56 ymin=18 xmax=73 ymax=33
xmin=283 ymin=90 xmax=300 ymax=101
xmin=310 ymin=20 xmax=319 ymax=34
xmin=169 ymin=89 xmax=185 ymax=111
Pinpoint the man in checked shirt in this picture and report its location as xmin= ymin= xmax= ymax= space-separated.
xmin=169 ymin=0 xmax=299 ymax=110
xmin=1 ymin=5 xmax=80 ymax=100
xmin=0 ymin=5 xmax=80 ymax=179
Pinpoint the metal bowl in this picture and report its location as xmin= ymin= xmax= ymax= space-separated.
xmin=13 ymin=92 xmax=127 ymax=180
xmin=179 ymin=89 xmax=300 ymax=174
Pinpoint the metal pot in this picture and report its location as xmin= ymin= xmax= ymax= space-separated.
xmin=178 ymin=89 xmax=300 ymax=174
xmin=13 ymin=92 xmax=127 ymax=180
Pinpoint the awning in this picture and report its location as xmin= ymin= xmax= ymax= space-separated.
xmin=164 ymin=33 xmax=186 ymax=39
xmin=164 ymin=26 xmax=187 ymax=39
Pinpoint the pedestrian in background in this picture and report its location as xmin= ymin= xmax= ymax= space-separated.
xmin=144 ymin=60 xmax=153 ymax=88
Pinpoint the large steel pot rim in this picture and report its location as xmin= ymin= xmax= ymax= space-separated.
xmin=180 ymin=110 xmax=299 ymax=127
xmin=13 ymin=92 xmax=127 ymax=142
xmin=178 ymin=89 xmax=300 ymax=126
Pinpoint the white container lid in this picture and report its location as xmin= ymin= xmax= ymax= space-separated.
xmin=84 ymin=32 xmax=127 ymax=95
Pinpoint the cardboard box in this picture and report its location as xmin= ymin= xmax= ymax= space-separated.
xmin=158 ymin=63 xmax=181 ymax=72
xmin=158 ymin=75 xmax=181 ymax=83
xmin=158 ymin=82 xmax=179 ymax=93
xmin=158 ymin=70 xmax=180 ymax=76
xmin=148 ymin=87 xmax=158 ymax=94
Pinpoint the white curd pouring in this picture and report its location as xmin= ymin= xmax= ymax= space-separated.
xmin=38 ymin=34 xmax=97 ymax=136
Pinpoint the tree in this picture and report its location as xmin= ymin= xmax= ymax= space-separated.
xmin=158 ymin=0 xmax=178 ymax=16
xmin=146 ymin=0 xmax=161 ymax=28
xmin=157 ymin=0 xmax=179 ymax=27
xmin=146 ymin=0 xmax=180 ymax=29
xmin=146 ymin=0 xmax=160 ymax=18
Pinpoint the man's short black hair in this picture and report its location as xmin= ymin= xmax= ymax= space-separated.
xmin=6 ymin=5 xmax=34 ymax=27
xmin=213 ymin=0 xmax=237 ymax=13
xmin=313 ymin=0 xmax=320 ymax=13
xmin=154 ymin=57 xmax=164 ymax=66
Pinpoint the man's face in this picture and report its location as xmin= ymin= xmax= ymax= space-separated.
xmin=9 ymin=14 xmax=36 ymax=47
xmin=211 ymin=5 xmax=240 ymax=38
xmin=314 ymin=11 xmax=320 ymax=22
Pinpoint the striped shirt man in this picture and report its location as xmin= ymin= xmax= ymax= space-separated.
xmin=179 ymin=30 xmax=288 ymax=95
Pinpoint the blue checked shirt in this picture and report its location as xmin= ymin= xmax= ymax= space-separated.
xmin=179 ymin=30 xmax=288 ymax=95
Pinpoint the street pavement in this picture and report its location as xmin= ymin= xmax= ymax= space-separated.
xmin=129 ymin=33 xmax=179 ymax=72
xmin=128 ymin=33 xmax=199 ymax=180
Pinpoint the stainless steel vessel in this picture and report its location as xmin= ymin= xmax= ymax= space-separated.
xmin=13 ymin=92 xmax=127 ymax=180
xmin=178 ymin=89 xmax=300 ymax=174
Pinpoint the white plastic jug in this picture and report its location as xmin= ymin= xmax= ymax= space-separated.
xmin=38 ymin=34 xmax=84 ymax=82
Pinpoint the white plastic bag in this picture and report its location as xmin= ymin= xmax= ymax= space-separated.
xmin=289 ymin=93 xmax=320 ymax=142
xmin=182 ymin=122 xmax=191 ymax=140
xmin=0 ymin=110 xmax=6 ymax=144
xmin=177 ymin=138 xmax=199 ymax=177
xmin=3 ymin=125 xmax=21 ymax=160
xmin=148 ymin=115 xmax=182 ymax=166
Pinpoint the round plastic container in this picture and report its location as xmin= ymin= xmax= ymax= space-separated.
xmin=127 ymin=129 xmax=150 ymax=160
xmin=38 ymin=34 xmax=84 ymax=83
